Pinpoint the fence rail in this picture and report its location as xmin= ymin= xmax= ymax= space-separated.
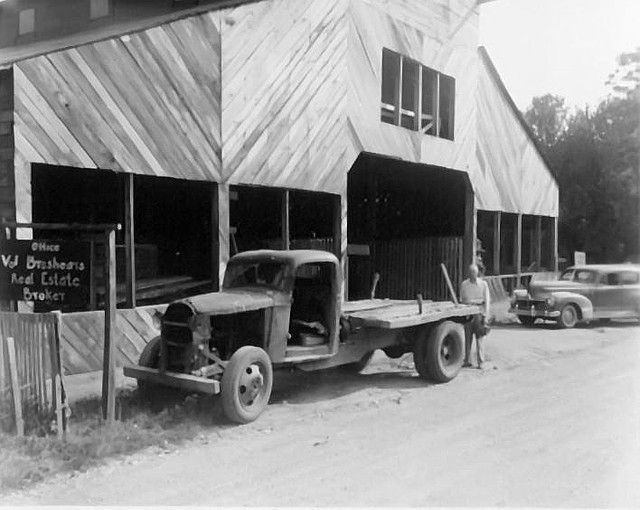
xmin=0 ymin=312 xmax=65 ymax=435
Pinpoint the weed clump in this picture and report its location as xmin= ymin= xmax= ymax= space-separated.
xmin=0 ymin=390 xmax=225 ymax=492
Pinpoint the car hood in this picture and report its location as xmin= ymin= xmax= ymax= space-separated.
xmin=529 ymin=280 xmax=586 ymax=298
xmin=182 ymin=288 xmax=290 ymax=315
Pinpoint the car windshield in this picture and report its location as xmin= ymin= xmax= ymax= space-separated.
xmin=559 ymin=270 xmax=574 ymax=281
xmin=223 ymin=261 xmax=287 ymax=290
xmin=573 ymin=270 xmax=598 ymax=284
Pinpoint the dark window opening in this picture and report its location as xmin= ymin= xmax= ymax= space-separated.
xmin=380 ymin=49 xmax=401 ymax=125
xmin=400 ymin=58 xmax=419 ymax=130
xmin=134 ymin=175 xmax=213 ymax=304
xmin=500 ymin=213 xmax=518 ymax=274
xmin=230 ymin=186 xmax=282 ymax=253
xmin=421 ymin=67 xmax=438 ymax=135
xmin=379 ymin=48 xmax=455 ymax=140
xmin=289 ymin=190 xmax=335 ymax=252
xmin=438 ymin=74 xmax=455 ymax=140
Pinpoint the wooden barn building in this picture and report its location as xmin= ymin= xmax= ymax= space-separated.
xmin=0 ymin=0 xmax=559 ymax=316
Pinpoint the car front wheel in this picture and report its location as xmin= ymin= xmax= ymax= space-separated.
xmin=558 ymin=304 xmax=579 ymax=329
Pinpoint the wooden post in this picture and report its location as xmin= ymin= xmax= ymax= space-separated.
xmin=52 ymin=311 xmax=66 ymax=437
xmin=535 ymin=216 xmax=542 ymax=271
xmin=6 ymin=337 xmax=24 ymax=436
xmin=212 ymin=184 xmax=230 ymax=290
xmin=462 ymin=181 xmax=475 ymax=271
xmin=333 ymin=193 xmax=346 ymax=299
xmin=493 ymin=211 xmax=501 ymax=276
xmin=124 ymin=173 xmax=136 ymax=308
xmin=552 ymin=216 xmax=559 ymax=272
xmin=515 ymin=213 xmax=523 ymax=286
xmin=101 ymin=228 xmax=117 ymax=423
xmin=281 ymin=190 xmax=290 ymax=250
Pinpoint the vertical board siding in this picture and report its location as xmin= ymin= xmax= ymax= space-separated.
xmin=475 ymin=50 xmax=559 ymax=216
xmin=0 ymin=312 xmax=60 ymax=433
xmin=372 ymin=237 xmax=463 ymax=301
xmin=220 ymin=0 xmax=348 ymax=193
xmin=13 ymin=12 xmax=222 ymax=185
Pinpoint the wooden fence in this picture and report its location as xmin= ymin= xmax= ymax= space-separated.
xmin=0 ymin=312 xmax=65 ymax=435
xmin=372 ymin=237 xmax=463 ymax=301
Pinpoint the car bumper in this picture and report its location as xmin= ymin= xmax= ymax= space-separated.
xmin=509 ymin=306 xmax=561 ymax=319
xmin=123 ymin=365 xmax=221 ymax=395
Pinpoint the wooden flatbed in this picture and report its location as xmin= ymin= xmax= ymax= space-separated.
xmin=342 ymin=299 xmax=481 ymax=329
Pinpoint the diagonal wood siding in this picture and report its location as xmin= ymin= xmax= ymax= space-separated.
xmin=59 ymin=305 xmax=165 ymax=375
xmin=220 ymin=0 xmax=348 ymax=194
xmin=346 ymin=0 xmax=479 ymax=173
xmin=12 ymin=12 xmax=222 ymax=223
xmin=474 ymin=49 xmax=558 ymax=216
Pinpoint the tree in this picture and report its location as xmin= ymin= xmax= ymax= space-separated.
xmin=523 ymin=94 xmax=568 ymax=151
xmin=606 ymin=47 xmax=640 ymax=101
xmin=524 ymin=51 xmax=640 ymax=263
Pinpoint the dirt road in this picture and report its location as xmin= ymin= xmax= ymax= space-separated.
xmin=4 ymin=322 xmax=640 ymax=507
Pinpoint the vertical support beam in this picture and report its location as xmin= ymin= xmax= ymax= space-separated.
xmin=101 ymin=228 xmax=117 ymax=423
xmin=333 ymin=192 xmax=347 ymax=300
xmin=281 ymin=190 xmax=290 ymax=250
xmin=124 ymin=173 xmax=136 ymax=308
xmin=515 ymin=213 xmax=523 ymax=286
xmin=462 ymin=181 xmax=475 ymax=278
xmin=212 ymin=183 xmax=230 ymax=290
xmin=493 ymin=211 xmax=501 ymax=276
xmin=535 ymin=216 xmax=542 ymax=271
xmin=552 ymin=216 xmax=559 ymax=272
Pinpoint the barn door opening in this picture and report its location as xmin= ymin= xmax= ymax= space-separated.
xmin=347 ymin=153 xmax=471 ymax=300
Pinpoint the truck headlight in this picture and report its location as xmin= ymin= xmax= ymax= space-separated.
xmin=545 ymin=296 xmax=555 ymax=307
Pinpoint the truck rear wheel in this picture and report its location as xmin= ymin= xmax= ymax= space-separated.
xmin=413 ymin=321 xmax=465 ymax=383
xmin=221 ymin=346 xmax=273 ymax=424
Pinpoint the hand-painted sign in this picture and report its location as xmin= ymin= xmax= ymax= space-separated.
xmin=0 ymin=239 xmax=91 ymax=305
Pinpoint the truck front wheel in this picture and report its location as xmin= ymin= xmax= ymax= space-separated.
xmin=221 ymin=346 xmax=273 ymax=424
xmin=137 ymin=336 xmax=161 ymax=397
xmin=413 ymin=321 xmax=465 ymax=383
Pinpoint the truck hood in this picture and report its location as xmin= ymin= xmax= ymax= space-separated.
xmin=529 ymin=280 xmax=585 ymax=298
xmin=182 ymin=288 xmax=290 ymax=315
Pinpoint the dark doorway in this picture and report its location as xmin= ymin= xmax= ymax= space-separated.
xmin=347 ymin=153 xmax=469 ymax=300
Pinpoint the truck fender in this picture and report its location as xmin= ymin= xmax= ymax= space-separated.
xmin=551 ymin=292 xmax=594 ymax=321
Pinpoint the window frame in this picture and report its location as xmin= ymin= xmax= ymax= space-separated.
xmin=379 ymin=48 xmax=455 ymax=141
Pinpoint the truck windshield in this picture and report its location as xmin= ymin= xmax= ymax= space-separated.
xmin=223 ymin=261 xmax=287 ymax=290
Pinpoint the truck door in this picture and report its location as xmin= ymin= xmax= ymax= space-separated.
xmin=288 ymin=261 xmax=339 ymax=356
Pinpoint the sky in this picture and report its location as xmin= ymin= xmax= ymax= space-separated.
xmin=479 ymin=0 xmax=640 ymax=111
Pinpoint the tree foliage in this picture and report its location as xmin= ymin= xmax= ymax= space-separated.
xmin=524 ymin=51 xmax=640 ymax=263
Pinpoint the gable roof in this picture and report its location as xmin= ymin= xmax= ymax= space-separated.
xmin=477 ymin=46 xmax=556 ymax=182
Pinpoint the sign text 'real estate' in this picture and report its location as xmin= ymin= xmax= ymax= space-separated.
xmin=0 ymin=239 xmax=91 ymax=306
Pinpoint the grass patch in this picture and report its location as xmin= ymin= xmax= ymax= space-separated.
xmin=0 ymin=390 xmax=226 ymax=493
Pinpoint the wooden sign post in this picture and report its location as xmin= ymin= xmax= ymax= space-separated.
xmin=1 ymin=221 xmax=120 ymax=424
xmin=101 ymin=228 xmax=117 ymax=423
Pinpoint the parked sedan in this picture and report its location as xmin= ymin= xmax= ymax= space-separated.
xmin=509 ymin=264 xmax=640 ymax=328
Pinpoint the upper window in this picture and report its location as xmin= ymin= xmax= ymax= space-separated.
xmin=18 ymin=9 xmax=35 ymax=36
xmin=380 ymin=48 xmax=455 ymax=140
xmin=90 ymin=0 xmax=111 ymax=20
